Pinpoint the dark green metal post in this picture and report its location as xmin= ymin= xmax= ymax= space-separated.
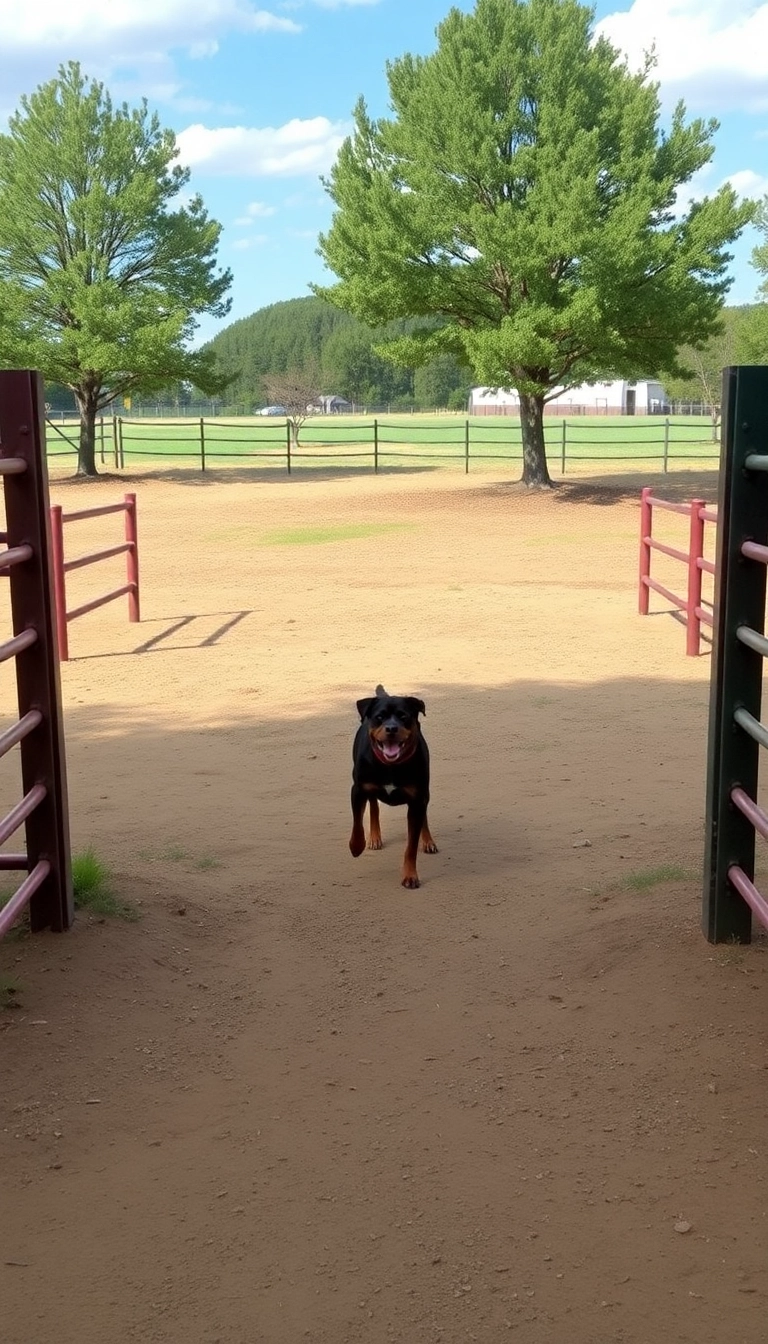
xmin=374 ymin=419 xmax=379 ymax=474
xmin=703 ymin=366 xmax=768 ymax=943
xmin=464 ymin=419 xmax=470 ymax=474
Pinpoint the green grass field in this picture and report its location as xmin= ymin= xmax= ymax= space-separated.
xmin=46 ymin=411 xmax=720 ymax=473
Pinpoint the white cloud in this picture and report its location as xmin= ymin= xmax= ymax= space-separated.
xmin=0 ymin=1 xmax=300 ymax=112
xmin=597 ymin=0 xmax=768 ymax=108
xmin=671 ymin=162 xmax=768 ymax=219
xmin=0 ymin=1 xmax=299 ymax=47
xmin=726 ymin=168 xmax=768 ymax=198
xmin=177 ymin=117 xmax=348 ymax=176
xmin=234 ymin=200 xmax=278 ymax=224
xmin=231 ymin=233 xmax=269 ymax=249
xmin=282 ymin=0 xmax=379 ymax=7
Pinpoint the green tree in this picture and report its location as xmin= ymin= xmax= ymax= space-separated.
xmin=413 ymin=354 xmax=469 ymax=409
xmin=322 ymin=324 xmax=384 ymax=404
xmin=317 ymin=0 xmax=754 ymax=486
xmin=0 ymin=62 xmax=231 ymax=475
xmin=738 ymin=208 xmax=768 ymax=365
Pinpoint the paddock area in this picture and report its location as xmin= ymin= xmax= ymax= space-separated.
xmin=2 ymin=464 xmax=767 ymax=1344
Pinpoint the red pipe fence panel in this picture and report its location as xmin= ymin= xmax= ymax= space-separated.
xmin=638 ymin=486 xmax=716 ymax=655
xmin=50 ymin=492 xmax=140 ymax=661
xmin=0 ymin=370 xmax=73 ymax=940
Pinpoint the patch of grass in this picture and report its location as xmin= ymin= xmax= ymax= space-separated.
xmin=157 ymin=845 xmax=192 ymax=863
xmin=73 ymin=848 xmax=138 ymax=921
xmin=138 ymin=844 xmax=221 ymax=871
xmin=622 ymin=864 xmax=694 ymax=891
xmin=259 ymin=522 xmax=415 ymax=546
xmin=0 ymin=972 xmax=22 ymax=1009
xmin=139 ymin=844 xmax=191 ymax=863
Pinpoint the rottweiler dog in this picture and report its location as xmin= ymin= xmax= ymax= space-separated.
xmin=349 ymin=684 xmax=438 ymax=889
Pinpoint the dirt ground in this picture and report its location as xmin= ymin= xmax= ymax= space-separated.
xmin=2 ymin=462 xmax=768 ymax=1344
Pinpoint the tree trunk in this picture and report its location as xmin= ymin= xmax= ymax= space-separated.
xmin=75 ymin=393 xmax=99 ymax=476
xmin=519 ymin=392 xmax=552 ymax=488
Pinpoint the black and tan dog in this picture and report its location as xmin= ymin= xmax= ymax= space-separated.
xmin=349 ymin=684 xmax=438 ymax=888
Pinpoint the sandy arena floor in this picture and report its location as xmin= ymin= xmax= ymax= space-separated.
xmin=1 ymin=463 xmax=767 ymax=1344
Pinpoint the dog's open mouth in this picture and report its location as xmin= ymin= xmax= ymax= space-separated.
xmin=372 ymin=739 xmax=408 ymax=764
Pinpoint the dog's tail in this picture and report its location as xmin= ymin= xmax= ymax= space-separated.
xmin=375 ymin=683 xmax=388 ymax=698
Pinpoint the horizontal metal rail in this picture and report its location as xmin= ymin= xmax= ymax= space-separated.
xmin=731 ymin=787 xmax=768 ymax=843
xmin=695 ymin=607 xmax=713 ymax=626
xmin=0 ymin=782 xmax=47 ymax=847
xmin=643 ymin=576 xmax=685 ymax=610
xmin=63 ymin=541 xmax=132 ymax=574
xmin=0 ymin=860 xmax=51 ymax=939
xmin=741 ymin=541 xmax=768 ymax=566
xmin=0 ymin=628 xmax=38 ymax=664
xmin=698 ymin=556 xmax=716 ymax=576
xmin=0 ymin=709 xmax=42 ymax=762
xmin=700 ymin=508 xmax=718 ymax=524
xmin=0 ymin=544 xmax=33 ymax=573
xmin=734 ymin=707 xmax=768 ymax=751
xmin=67 ymin=583 xmax=134 ymax=623
xmin=643 ymin=495 xmax=691 ymax=517
xmin=61 ymin=502 xmax=131 ymax=523
xmin=728 ymin=864 xmax=768 ymax=932
xmin=737 ymin=625 xmax=768 ymax=658
xmin=0 ymin=853 xmax=29 ymax=870
xmin=647 ymin=537 xmax=689 ymax=564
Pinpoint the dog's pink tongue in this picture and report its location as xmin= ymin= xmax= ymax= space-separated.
xmin=382 ymin=743 xmax=401 ymax=760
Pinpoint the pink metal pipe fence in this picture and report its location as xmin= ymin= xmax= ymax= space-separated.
xmin=50 ymin=492 xmax=140 ymax=661
xmin=638 ymin=486 xmax=717 ymax=655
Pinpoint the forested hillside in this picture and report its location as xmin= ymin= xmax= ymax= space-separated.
xmin=202 ymin=296 xmax=471 ymax=410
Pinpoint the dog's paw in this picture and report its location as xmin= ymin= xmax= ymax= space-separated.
xmin=401 ymin=873 xmax=420 ymax=889
xmin=367 ymin=836 xmax=383 ymax=851
xmin=421 ymin=840 xmax=439 ymax=854
xmin=349 ymin=834 xmax=366 ymax=858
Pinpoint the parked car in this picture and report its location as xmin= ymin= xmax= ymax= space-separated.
xmin=257 ymin=405 xmax=287 ymax=416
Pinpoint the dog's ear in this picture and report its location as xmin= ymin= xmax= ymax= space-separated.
xmin=405 ymin=696 xmax=426 ymax=718
xmin=356 ymin=696 xmax=377 ymax=721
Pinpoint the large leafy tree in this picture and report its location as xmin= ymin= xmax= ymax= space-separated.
xmin=738 ymin=206 xmax=768 ymax=365
xmin=317 ymin=0 xmax=754 ymax=486
xmin=0 ymin=62 xmax=232 ymax=475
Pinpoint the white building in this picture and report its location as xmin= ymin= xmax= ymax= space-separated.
xmin=470 ymin=379 xmax=669 ymax=416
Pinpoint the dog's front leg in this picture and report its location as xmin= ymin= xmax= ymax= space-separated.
xmin=349 ymin=785 xmax=367 ymax=858
xmin=402 ymin=800 xmax=427 ymax=888
xmin=368 ymin=797 xmax=383 ymax=850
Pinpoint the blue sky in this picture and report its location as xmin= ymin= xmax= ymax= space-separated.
xmin=3 ymin=0 xmax=768 ymax=344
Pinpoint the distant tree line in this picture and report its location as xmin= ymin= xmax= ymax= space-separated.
xmin=192 ymin=295 xmax=768 ymax=418
xmin=44 ymin=296 xmax=768 ymax=423
xmin=197 ymin=296 xmax=473 ymax=412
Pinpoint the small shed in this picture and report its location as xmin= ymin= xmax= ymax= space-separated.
xmin=319 ymin=395 xmax=353 ymax=414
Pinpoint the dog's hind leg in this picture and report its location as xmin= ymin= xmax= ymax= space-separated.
xmin=368 ymin=797 xmax=383 ymax=850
